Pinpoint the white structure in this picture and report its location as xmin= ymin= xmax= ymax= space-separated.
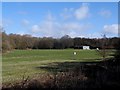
xmin=73 ymin=52 xmax=77 ymax=55
xmin=83 ymin=46 xmax=90 ymax=50
xmin=96 ymin=48 xmax=99 ymax=50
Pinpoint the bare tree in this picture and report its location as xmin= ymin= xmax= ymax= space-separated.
xmin=97 ymin=34 xmax=108 ymax=61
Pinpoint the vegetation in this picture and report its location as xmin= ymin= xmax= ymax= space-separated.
xmin=1 ymin=31 xmax=120 ymax=89
xmin=2 ymin=49 xmax=120 ymax=89
xmin=2 ymin=32 xmax=120 ymax=53
xmin=2 ymin=49 xmax=105 ymax=84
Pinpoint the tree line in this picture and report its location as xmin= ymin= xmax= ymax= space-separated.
xmin=1 ymin=31 xmax=120 ymax=52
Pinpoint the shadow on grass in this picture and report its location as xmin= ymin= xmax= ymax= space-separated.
xmin=35 ymin=58 xmax=120 ymax=88
xmin=2 ymin=58 xmax=120 ymax=89
xmin=35 ymin=59 xmax=102 ymax=73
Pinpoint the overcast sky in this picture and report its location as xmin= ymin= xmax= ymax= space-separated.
xmin=2 ymin=2 xmax=118 ymax=38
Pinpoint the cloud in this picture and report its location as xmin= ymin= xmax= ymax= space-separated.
xmin=2 ymin=18 xmax=13 ymax=27
xmin=16 ymin=31 xmax=25 ymax=35
xmin=85 ymin=32 xmax=102 ymax=38
xmin=31 ymin=25 xmax=40 ymax=33
xmin=31 ymin=13 xmax=61 ymax=37
xmin=103 ymin=24 xmax=118 ymax=34
xmin=74 ymin=3 xmax=89 ymax=20
xmin=0 ymin=22 xmax=2 ymax=28
xmin=32 ymin=23 xmax=61 ymax=37
xmin=60 ymin=3 xmax=90 ymax=20
xmin=21 ymin=19 xmax=29 ymax=26
xmin=99 ymin=10 xmax=111 ymax=18
xmin=60 ymin=8 xmax=74 ymax=20
xmin=31 ymin=12 xmax=91 ymax=38
xmin=46 ymin=12 xmax=55 ymax=21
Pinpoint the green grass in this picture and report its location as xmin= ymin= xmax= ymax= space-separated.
xmin=2 ymin=49 xmax=114 ymax=84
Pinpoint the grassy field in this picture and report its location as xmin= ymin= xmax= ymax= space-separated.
xmin=2 ymin=49 xmax=114 ymax=84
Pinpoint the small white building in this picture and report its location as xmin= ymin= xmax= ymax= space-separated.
xmin=83 ymin=46 xmax=90 ymax=50
xmin=96 ymin=48 xmax=99 ymax=50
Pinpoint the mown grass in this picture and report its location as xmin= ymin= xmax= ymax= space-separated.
xmin=2 ymin=49 xmax=114 ymax=84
